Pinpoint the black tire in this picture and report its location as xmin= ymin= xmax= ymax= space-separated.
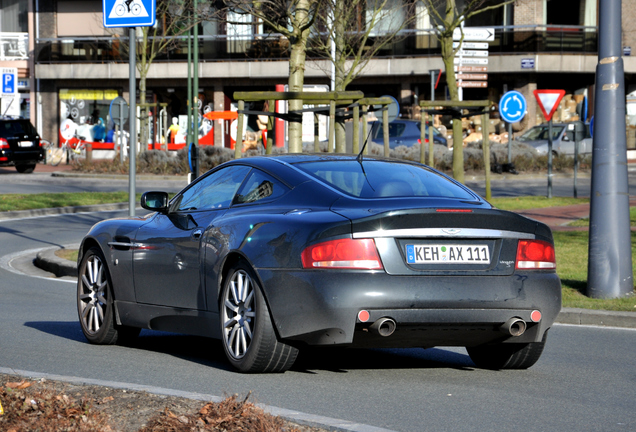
xmin=220 ymin=262 xmax=298 ymax=373
xmin=466 ymin=331 xmax=548 ymax=370
xmin=15 ymin=163 xmax=35 ymax=173
xmin=77 ymin=247 xmax=140 ymax=345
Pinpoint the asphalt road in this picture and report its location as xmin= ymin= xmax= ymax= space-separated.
xmin=1 ymin=210 xmax=635 ymax=431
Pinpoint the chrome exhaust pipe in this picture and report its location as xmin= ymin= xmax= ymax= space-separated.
xmin=369 ymin=318 xmax=397 ymax=337
xmin=500 ymin=317 xmax=527 ymax=337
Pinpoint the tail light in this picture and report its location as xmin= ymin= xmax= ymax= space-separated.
xmin=516 ymin=239 xmax=556 ymax=269
xmin=0 ymin=138 xmax=9 ymax=150
xmin=301 ymin=238 xmax=383 ymax=270
xmin=417 ymin=138 xmax=429 ymax=144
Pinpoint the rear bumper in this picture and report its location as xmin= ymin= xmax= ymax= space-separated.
xmin=0 ymin=148 xmax=45 ymax=166
xmin=257 ymin=269 xmax=561 ymax=347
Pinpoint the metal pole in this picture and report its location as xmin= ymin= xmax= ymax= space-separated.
xmin=186 ymin=22 xmax=192 ymax=154
xmin=573 ymin=123 xmax=580 ymax=199
xmin=507 ymin=122 xmax=512 ymax=163
xmin=128 ymin=27 xmax=137 ymax=217
xmin=547 ymin=119 xmax=553 ymax=199
xmin=193 ymin=0 xmax=199 ymax=179
xmin=587 ymin=0 xmax=633 ymax=298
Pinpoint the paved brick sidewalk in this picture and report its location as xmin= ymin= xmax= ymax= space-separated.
xmin=516 ymin=197 xmax=636 ymax=231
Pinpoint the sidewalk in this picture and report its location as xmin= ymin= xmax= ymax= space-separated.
xmin=516 ymin=197 xmax=636 ymax=231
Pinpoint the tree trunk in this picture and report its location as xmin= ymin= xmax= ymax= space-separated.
xmin=440 ymin=1 xmax=464 ymax=183
xmin=287 ymin=0 xmax=313 ymax=153
xmin=333 ymin=1 xmax=347 ymax=153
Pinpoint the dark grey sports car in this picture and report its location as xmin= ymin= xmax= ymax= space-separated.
xmin=77 ymin=154 xmax=561 ymax=373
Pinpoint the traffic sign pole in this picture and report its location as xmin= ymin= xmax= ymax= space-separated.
xmin=533 ymin=89 xmax=565 ymax=199
xmin=129 ymin=27 xmax=136 ymax=217
xmin=547 ymin=120 xmax=553 ymax=199
xmin=499 ymin=91 xmax=527 ymax=164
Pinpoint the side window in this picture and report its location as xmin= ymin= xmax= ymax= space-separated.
xmin=174 ymin=165 xmax=251 ymax=211
xmin=234 ymin=169 xmax=289 ymax=205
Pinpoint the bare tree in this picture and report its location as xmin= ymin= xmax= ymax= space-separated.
xmin=115 ymin=1 xmax=215 ymax=151
xmin=419 ymin=0 xmax=514 ymax=182
xmin=225 ymin=0 xmax=322 ymax=152
xmin=310 ymin=0 xmax=416 ymax=151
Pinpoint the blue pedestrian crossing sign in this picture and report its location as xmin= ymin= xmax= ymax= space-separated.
xmin=499 ymin=90 xmax=527 ymax=124
xmin=103 ymin=0 xmax=156 ymax=28
xmin=1 ymin=68 xmax=17 ymax=97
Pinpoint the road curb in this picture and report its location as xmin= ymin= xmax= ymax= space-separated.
xmin=0 ymin=203 xmax=131 ymax=221
xmin=557 ymin=307 xmax=636 ymax=329
xmin=34 ymin=245 xmax=79 ymax=278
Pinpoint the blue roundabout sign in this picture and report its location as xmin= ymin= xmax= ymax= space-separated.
xmin=499 ymin=90 xmax=527 ymax=124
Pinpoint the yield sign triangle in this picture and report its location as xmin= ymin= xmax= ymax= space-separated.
xmin=533 ymin=89 xmax=565 ymax=121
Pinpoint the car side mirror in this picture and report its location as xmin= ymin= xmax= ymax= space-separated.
xmin=141 ymin=191 xmax=169 ymax=213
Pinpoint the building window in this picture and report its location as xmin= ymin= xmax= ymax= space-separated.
xmin=0 ymin=0 xmax=27 ymax=33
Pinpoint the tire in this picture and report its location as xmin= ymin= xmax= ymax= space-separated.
xmin=77 ymin=247 xmax=140 ymax=345
xmin=15 ymin=163 xmax=35 ymax=174
xmin=220 ymin=262 xmax=298 ymax=373
xmin=466 ymin=331 xmax=548 ymax=370
xmin=48 ymin=148 xmax=64 ymax=166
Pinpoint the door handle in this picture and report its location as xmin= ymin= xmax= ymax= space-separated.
xmin=192 ymin=229 xmax=203 ymax=240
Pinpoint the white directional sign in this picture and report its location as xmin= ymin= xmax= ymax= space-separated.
xmin=1 ymin=68 xmax=17 ymax=97
xmin=453 ymin=42 xmax=489 ymax=50
xmin=453 ymin=27 xmax=495 ymax=42
xmin=454 ymin=57 xmax=488 ymax=65
xmin=456 ymin=50 xmax=489 ymax=57
xmin=103 ymin=0 xmax=156 ymax=28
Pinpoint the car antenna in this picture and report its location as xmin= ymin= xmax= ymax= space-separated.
xmin=356 ymin=127 xmax=375 ymax=192
xmin=356 ymin=127 xmax=374 ymax=163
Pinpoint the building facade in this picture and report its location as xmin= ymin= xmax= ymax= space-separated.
xmin=6 ymin=0 xmax=636 ymax=149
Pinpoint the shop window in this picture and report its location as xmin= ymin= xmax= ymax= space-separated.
xmin=59 ymin=89 xmax=119 ymax=145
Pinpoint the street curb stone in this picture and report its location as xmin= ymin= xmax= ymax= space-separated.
xmin=0 ymin=203 xmax=131 ymax=220
xmin=34 ymin=245 xmax=79 ymax=278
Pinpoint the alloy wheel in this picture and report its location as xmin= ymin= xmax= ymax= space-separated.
xmin=78 ymin=254 xmax=108 ymax=335
xmin=222 ymin=269 xmax=256 ymax=359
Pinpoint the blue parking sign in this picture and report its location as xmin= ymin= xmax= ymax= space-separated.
xmin=103 ymin=0 xmax=156 ymax=28
xmin=1 ymin=68 xmax=16 ymax=96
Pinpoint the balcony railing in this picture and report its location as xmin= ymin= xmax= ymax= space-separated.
xmin=35 ymin=25 xmax=598 ymax=64
xmin=0 ymin=32 xmax=28 ymax=61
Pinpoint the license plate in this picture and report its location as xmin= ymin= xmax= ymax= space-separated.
xmin=18 ymin=141 xmax=33 ymax=147
xmin=406 ymin=244 xmax=490 ymax=264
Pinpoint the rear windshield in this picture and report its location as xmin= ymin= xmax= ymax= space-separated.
xmin=0 ymin=120 xmax=37 ymax=138
xmin=294 ymin=160 xmax=476 ymax=199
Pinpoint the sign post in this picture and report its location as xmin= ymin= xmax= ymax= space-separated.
xmin=103 ymin=0 xmax=156 ymax=216
xmin=533 ymin=89 xmax=565 ymax=198
xmin=499 ymin=90 xmax=527 ymax=163
xmin=1 ymin=67 xmax=18 ymax=117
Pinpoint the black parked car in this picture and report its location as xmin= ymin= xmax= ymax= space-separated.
xmin=77 ymin=155 xmax=561 ymax=373
xmin=0 ymin=118 xmax=45 ymax=173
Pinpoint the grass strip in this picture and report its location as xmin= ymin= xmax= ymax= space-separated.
xmin=489 ymin=196 xmax=589 ymax=211
xmin=555 ymin=231 xmax=636 ymax=311
xmin=0 ymin=192 xmax=140 ymax=212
